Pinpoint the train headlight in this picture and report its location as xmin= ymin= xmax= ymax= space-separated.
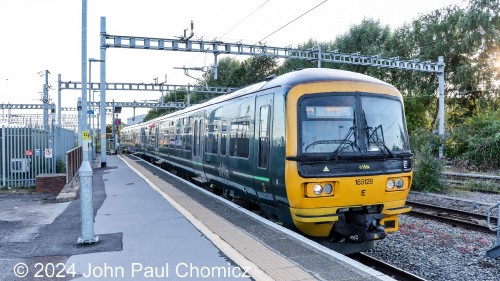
xmin=323 ymin=183 xmax=333 ymax=194
xmin=395 ymin=179 xmax=404 ymax=189
xmin=386 ymin=179 xmax=395 ymax=190
xmin=313 ymin=184 xmax=323 ymax=195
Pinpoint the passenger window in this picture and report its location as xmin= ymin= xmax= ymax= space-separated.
xmin=220 ymin=121 xmax=227 ymax=156
xmin=163 ymin=130 xmax=170 ymax=147
xmin=176 ymin=128 xmax=183 ymax=149
xmin=205 ymin=122 xmax=219 ymax=154
xmin=258 ymin=106 xmax=270 ymax=168
xmin=229 ymin=119 xmax=250 ymax=158
xmin=184 ymin=125 xmax=191 ymax=151
xmin=193 ymin=121 xmax=198 ymax=156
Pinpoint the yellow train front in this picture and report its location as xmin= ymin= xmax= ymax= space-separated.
xmin=282 ymin=69 xmax=412 ymax=253
xmin=120 ymin=68 xmax=413 ymax=254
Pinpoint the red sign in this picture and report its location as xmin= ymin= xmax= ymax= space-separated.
xmin=25 ymin=150 xmax=33 ymax=156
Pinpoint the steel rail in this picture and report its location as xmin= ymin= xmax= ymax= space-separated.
xmin=348 ymin=253 xmax=427 ymax=281
xmin=407 ymin=200 xmax=496 ymax=233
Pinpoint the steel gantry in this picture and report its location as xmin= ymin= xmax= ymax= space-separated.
xmin=103 ymin=34 xmax=443 ymax=75
xmin=58 ymin=71 xmax=237 ymax=167
xmin=97 ymin=16 xmax=446 ymax=165
xmin=59 ymin=81 xmax=235 ymax=94
xmin=0 ymin=103 xmax=55 ymax=110
xmin=0 ymin=104 xmax=56 ymax=126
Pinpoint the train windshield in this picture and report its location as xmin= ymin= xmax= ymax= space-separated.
xmin=300 ymin=95 xmax=359 ymax=154
xmin=361 ymin=96 xmax=409 ymax=152
xmin=299 ymin=94 xmax=409 ymax=156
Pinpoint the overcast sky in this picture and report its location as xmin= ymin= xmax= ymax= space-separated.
xmin=0 ymin=0 xmax=461 ymax=121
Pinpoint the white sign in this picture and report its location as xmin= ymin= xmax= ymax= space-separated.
xmin=44 ymin=148 xmax=53 ymax=159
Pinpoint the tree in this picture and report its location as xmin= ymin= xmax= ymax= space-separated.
xmin=201 ymin=55 xmax=279 ymax=88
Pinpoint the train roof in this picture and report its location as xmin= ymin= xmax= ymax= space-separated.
xmin=264 ymin=68 xmax=393 ymax=89
xmin=127 ymin=68 xmax=397 ymax=127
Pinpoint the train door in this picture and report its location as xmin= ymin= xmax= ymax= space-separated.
xmin=192 ymin=114 xmax=207 ymax=182
xmin=253 ymin=93 xmax=276 ymax=205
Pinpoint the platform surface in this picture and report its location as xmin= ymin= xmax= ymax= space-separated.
xmin=0 ymin=154 xmax=393 ymax=280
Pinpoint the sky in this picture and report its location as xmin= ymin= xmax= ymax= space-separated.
xmin=0 ymin=0 xmax=462 ymax=123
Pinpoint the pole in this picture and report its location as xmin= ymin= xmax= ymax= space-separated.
xmin=213 ymin=54 xmax=218 ymax=80
xmin=92 ymin=90 xmax=96 ymax=160
xmin=88 ymin=59 xmax=93 ymax=161
xmin=112 ymin=100 xmax=115 ymax=152
xmin=78 ymin=0 xmax=97 ymax=245
xmin=100 ymin=16 xmax=107 ymax=167
xmin=317 ymin=44 xmax=321 ymax=68
xmin=77 ymin=97 xmax=82 ymax=146
xmin=57 ymin=74 xmax=62 ymax=127
xmin=43 ymin=70 xmax=50 ymax=129
xmin=438 ymin=56 xmax=445 ymax=159
xmin=2 ymin=126 xmax=5 ymax=187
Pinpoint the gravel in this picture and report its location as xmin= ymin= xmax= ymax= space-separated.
xmin=409 ymin=191 xmax=500 ymax=217
xmin=365 ymin=191 xmax=500 ymax=281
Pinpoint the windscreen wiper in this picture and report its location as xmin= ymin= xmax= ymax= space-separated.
xmin=367 ymin=125 xmax=395 ymax=158
xmin=287 ymin=126 xmax=357 ymax=162
xmin=380 ymin=141 xmax=395 ymax=158
xmin=328 ymin=126 xmax=357 ymax=160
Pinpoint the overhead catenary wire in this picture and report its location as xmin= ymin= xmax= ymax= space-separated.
xmin=182 ymin=0 xmax=271 ymax=66
xmin=258 ymin=0 xmax=329 ymax=43
xmin=220 ymin=0 xmax=270 ymax=39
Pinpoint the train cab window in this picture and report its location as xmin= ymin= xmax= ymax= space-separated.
xmin=205 ymin=122 xmax=219 ymax=154
xmin=229 ymin=119 xmax=250 ymax=158
xmin=258 ymin=106 xmax=271 ymax=168
xmin=361 ymin=96 xmax=409 ymax=152
xmin=220 ymin=121 xmax=228 ymax=156
xmin=299 ymin=95 xmax=358 ymax=154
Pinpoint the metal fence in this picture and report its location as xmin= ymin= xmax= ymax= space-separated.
xmin=0 ymin=125 xmax=77 ymax=188
xmin=66 ymin=146 xmax=82 ymax=185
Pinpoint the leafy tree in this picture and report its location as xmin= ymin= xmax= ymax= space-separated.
xmin=278 ymin=39 xmax=321 ymax=74
xmin=201 ymin=57 xmax=241 ymax=87
xmin=447 ymin=110 xmax=500 ymax=170
xmin=202 ymin=56 xmax=278 ymax=87
xmin=391 ymin=0 xmax=500 ymax=127
xmin=327 ymin=18 xmax=394 ymax=79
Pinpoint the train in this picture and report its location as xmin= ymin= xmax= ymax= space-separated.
xmin=120 ymin=68 xmax=413 ymax=254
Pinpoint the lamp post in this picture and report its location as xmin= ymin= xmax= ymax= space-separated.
xmin=78 ymin=0 xmax=98 ymax=245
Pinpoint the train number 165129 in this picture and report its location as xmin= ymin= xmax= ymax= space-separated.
xmin=355 ymin=178 xmax=373 ymax=185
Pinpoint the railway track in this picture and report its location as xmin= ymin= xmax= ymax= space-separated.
xmin=407 ymin=200 xmax=497 ymax=233
xmin=348 ymin=253 xmax=427 ymax=281
xmin=442 ymin=172 xmax=500 ymax=193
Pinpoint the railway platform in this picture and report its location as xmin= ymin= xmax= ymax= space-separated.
xmin=0 ymin=154 xmax=394 ymax=280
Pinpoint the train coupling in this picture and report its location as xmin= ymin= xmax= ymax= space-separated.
xmin=331 ymin=211 xmax=386 ymax=242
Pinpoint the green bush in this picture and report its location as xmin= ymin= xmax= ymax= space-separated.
xmin=56 ymin=157 xmax=66 ymax=173
xmin=463 ymin=180 xmax=499 ymax=193
xmin=447 ymin=111 xmax=500 ymax=171
xmin=412 ymin=143 xmax=445 ymax=192
xmin=410 ymin=130 xmax=445 ymax=192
